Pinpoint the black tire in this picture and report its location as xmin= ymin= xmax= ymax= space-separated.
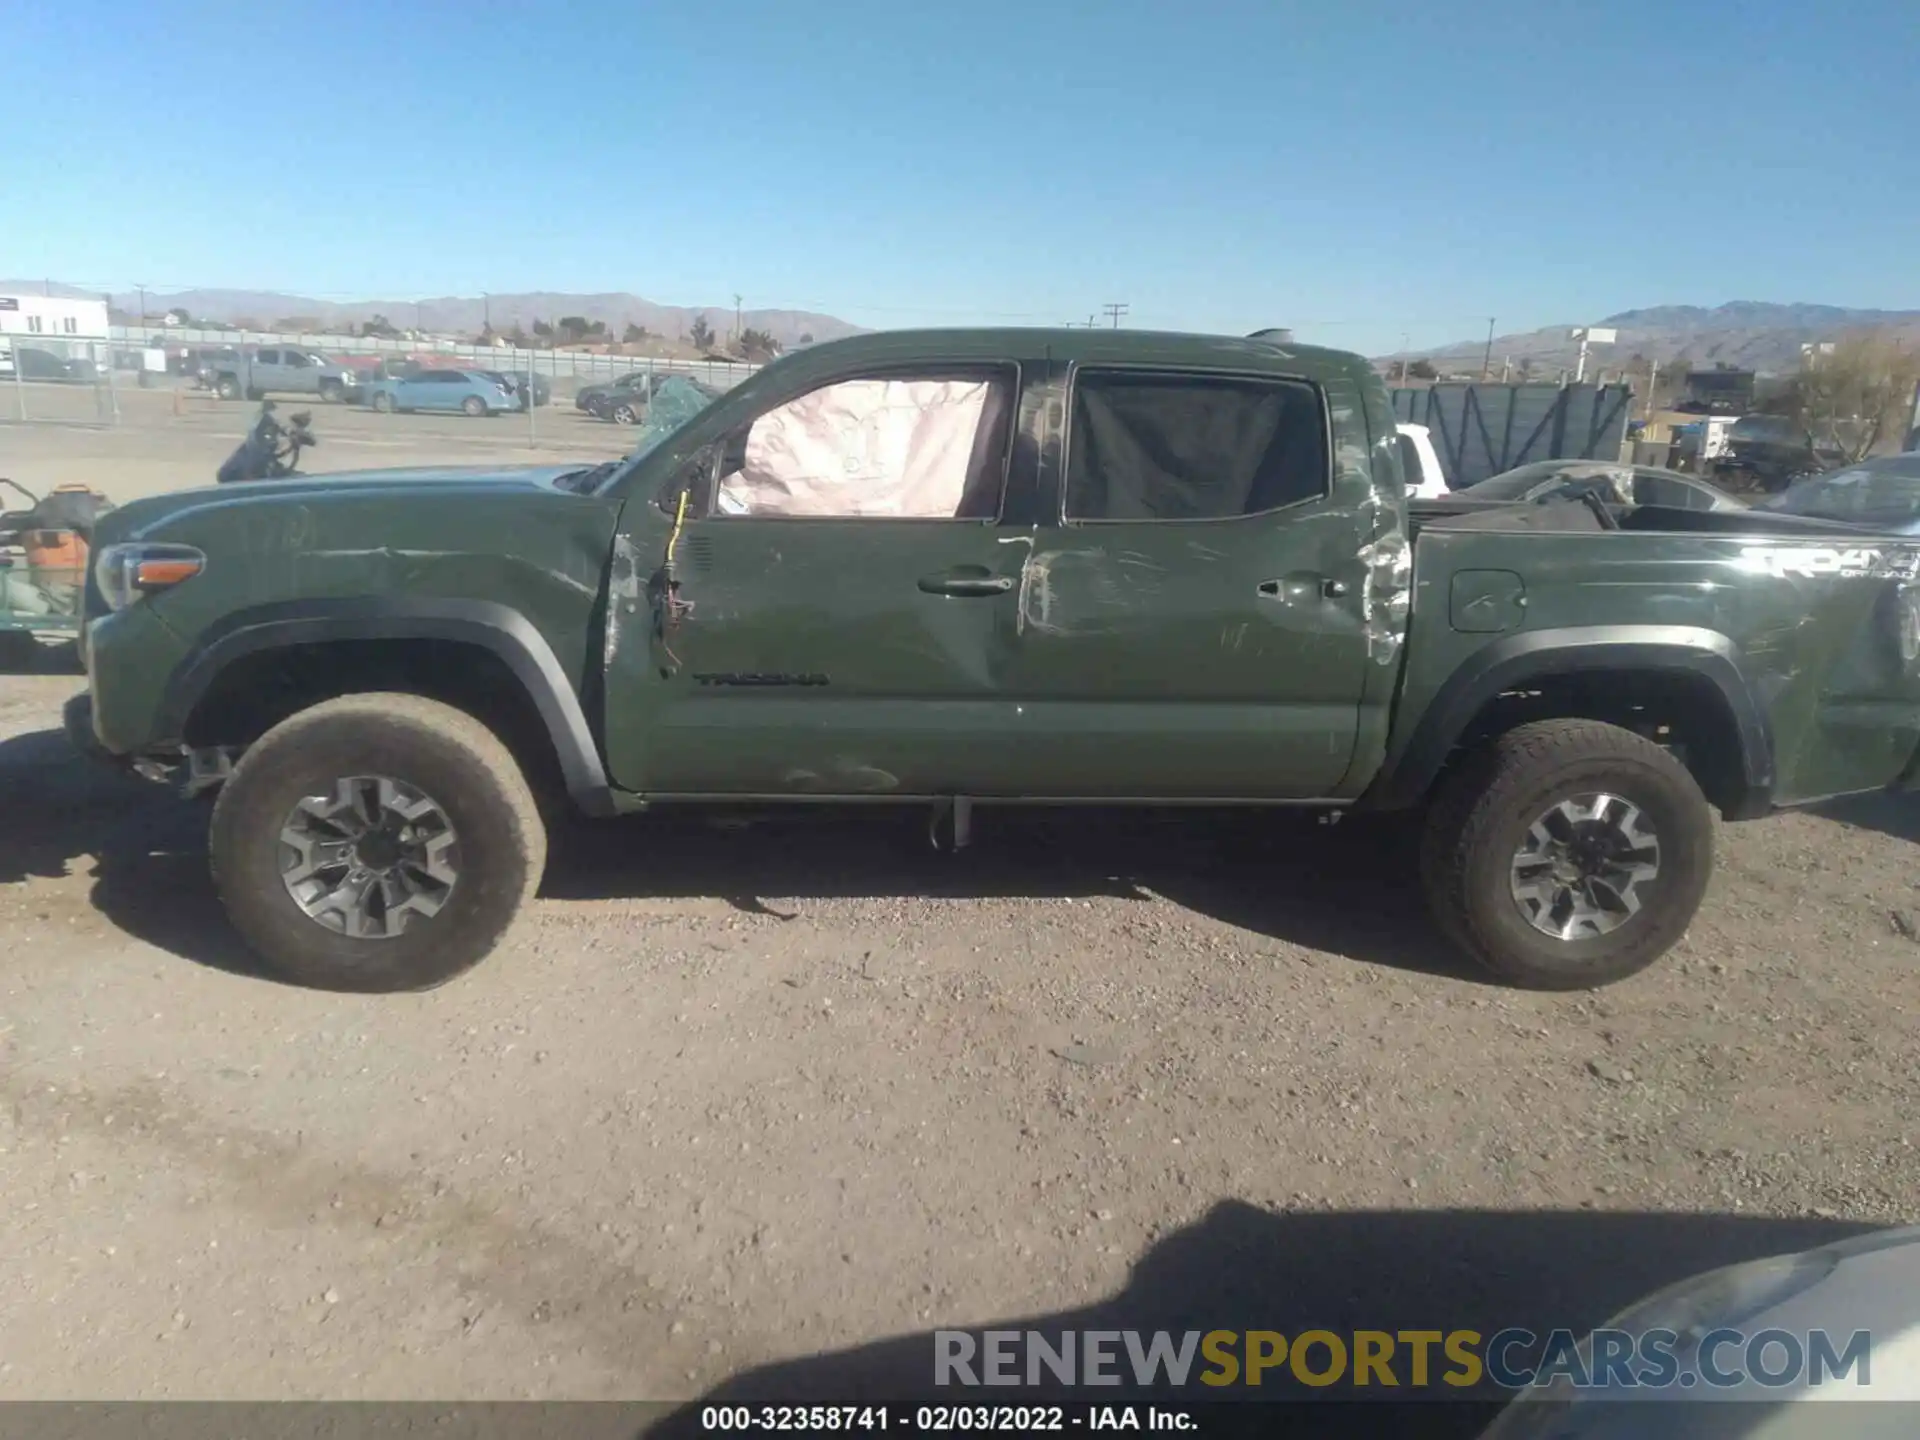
xmin=372 ymin=391 xmax=394 ymax=413
xmin=1419 ymin=719 xmax=1713 ymax=991
xmin=215 ymin=374 xmax=241 ymax=400
xmin=462 ymin=395 xmax=487 ymax=417
xmin=319 ymin=379 xmax=344 ymax=403
xmin=611 ymin=401 xmax=638 ymax=425
xmin=209 ymin=693 xmax=547 ymax=993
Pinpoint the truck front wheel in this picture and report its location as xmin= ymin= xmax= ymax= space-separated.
xmin=209 ymin=693 xmax=546 ymax=992
xmin=215 ymin=374 xmax=241 ymax=400
xmin=1419 ymin=719 xmax=1713 ymax=990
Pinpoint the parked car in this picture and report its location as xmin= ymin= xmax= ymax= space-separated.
xmin=363 ymin=368 xmax=518 ymax=416
xmin=1707 ymin=413 xmax=1865 ymax=493
xmin=15 ymin=348 xmax=88 ymax=383
xmin=66 ymin=326 xmax=1920 ymax=995
xmin=1479 ymin=1224 xmax=1920 ymax=1436
xmin=1460 ymin=460 xmax=1747 ymax=511
xmin=1750 ymin=453 xmax=1920 ymax=534
xmin=200 ymin=347 xmax=359 ymax=403
xmin=501 ymin=369 xmax=551 ymax=407
xmin=575 ymin=370 xmax=666 ymax=419
xmin=479 ymin=369 xmax=552 ymax=410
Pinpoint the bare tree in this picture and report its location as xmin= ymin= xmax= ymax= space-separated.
xmin=1779 ymin=331 xmax=1920 ymax=463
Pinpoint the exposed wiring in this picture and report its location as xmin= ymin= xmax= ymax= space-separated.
xmin=654 ymin=488 xmax=695 ymax=674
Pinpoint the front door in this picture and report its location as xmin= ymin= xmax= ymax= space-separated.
xmin=995 ymin=364 xmax=1375 ymax=798
xmin=602 ymin=361 xmax=1035 ymax=796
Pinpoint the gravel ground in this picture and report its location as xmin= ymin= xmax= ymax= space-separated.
xmin=1 ymin=659 xmax=1918 ymax=1413
xmin=2 ymin=406 xmax=1919 ymax=1422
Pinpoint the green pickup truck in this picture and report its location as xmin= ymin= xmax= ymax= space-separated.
xmin=67 ymin=328 xmax=1920 ymax=994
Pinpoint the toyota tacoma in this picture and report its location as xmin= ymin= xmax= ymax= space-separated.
xmin=67 ymin=328 xmax=1920 ymax=992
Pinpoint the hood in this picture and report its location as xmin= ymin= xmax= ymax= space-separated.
xmin=102 ymin=463 xmax=612 ymax=543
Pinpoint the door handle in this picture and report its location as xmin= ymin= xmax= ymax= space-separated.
xmin=1258 ymin=575 xmax=1350 ymax=602
xmin=919 ymin=571 xmax=1014 ymax=597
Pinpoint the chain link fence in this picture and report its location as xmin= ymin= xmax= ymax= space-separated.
xmin=117 ymin=324 xmax=762 ymax=404
xmin=3 ymin=335 xmax=128 ymax=425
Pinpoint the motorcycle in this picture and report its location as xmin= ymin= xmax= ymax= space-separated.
xmin=217 ymin=400 xmax=318 ymax=484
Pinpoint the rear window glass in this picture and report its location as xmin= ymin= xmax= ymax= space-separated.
xmin=1064 ymin=370 xmax=1328 ymax=521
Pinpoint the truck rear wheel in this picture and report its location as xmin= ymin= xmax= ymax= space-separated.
xmin=215 ymin=374 xmax=241 ymax=400
xmin=209 ymin=693 xmax=546 ymax=992
xmin=1419 ymin=719 xmax=1713 ymax=990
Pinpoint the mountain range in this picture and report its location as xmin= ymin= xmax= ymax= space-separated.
xmin=8 ymin=285 xmax=1916 ymax=374
xmin=1 ymin=282 xmax=866 ymax=350
xmin=1405 ymin=303 xmax=1920 ymax=376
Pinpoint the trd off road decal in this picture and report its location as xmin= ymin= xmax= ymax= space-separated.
xmin=1736 ymin=544 xmax=1920 ymax=581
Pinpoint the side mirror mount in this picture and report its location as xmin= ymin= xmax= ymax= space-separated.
xmin=657 ymin=444 xmax=719 ymax=516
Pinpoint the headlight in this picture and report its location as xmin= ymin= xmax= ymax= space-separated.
xmin=94 ymin=543 xmax=206 ymax=612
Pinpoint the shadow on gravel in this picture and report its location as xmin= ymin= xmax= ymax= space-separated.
xmin=0 ymin=726 xmax=265 ymax=979
xmin=0 ymin=635 xmax=84 ymax=676
xmin=655 ymin=1200 xmax=1883 ymax=1440
xmin=1811 ymin=790 xmax=1920 ymax=845
xmin=2 ymin=722 xmax=1469 ymax=985
xmin=549 ymin=803 xmax=1475 ymax=982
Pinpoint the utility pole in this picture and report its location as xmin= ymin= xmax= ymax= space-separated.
xmin=734 ymin=294 xmax=743 ymax=343
xmin=1102 ymin=301 xmax=1129 ymax=329
xmin=136 ymin=284 xmax=148 ymax=323
xmin=484 ymin=293 xmax=491 ymax=331
xmin=1398 ymin=333 xmax=1410 ymax=384
xmin=1646 ymin=359 xmax=1659 ymax=420
xmin=1500 ymin=355 xmax=1512 ymax=383
xmin=1481 ymin=317 xmax=1495 ymax=380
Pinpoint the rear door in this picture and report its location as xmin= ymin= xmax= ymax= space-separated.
xmin=410 ymin=369 xmax=460 ymax=410
xmin=995 ymin=364 xmax=1375 ymax=798
xmin=600 ymin=359 xmax=1038 ymax=795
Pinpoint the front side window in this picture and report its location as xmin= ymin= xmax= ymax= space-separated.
xmin=1063 ymin=370 xmax=1328 ymax=521
xmin=713 ymin=370 xmax=1012 ymax=520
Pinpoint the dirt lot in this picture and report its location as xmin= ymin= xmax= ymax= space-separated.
xmin=2 ymin=401 xmax=1919 ymax=1420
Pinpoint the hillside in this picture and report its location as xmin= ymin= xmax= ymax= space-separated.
xmin=0 ymin=282 xmax=865 ymax=350
xmin=1404 ymin=302 xmax=1920 ymax=376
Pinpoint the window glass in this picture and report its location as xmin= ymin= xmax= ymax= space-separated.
xmin=1394 ymin=434 xmax=1422 ymax=487
xmin=715 ymin=373 xmax=1009 ymax=519
xmin=256 ymin=349 xmax=281 ymax=365
xmin=1064 ymin=371 xmax=1327 ymax=520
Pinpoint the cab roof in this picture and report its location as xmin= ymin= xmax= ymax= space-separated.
xmin=762 ymin=326 xmax=1372 ymax=383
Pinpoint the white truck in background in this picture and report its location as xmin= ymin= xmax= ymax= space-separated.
xmin=1396 ymin=422 xmax=1449 ymax=498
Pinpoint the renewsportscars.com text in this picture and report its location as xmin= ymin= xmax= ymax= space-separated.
xmin=934 ymin=1327 xmax=1872 ymax=1392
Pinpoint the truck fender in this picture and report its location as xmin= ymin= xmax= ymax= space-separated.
xmin=158 ymin=597 xmax=615 ymax=815
xmin=1361 ymin=625 xmax=1774 ymax=819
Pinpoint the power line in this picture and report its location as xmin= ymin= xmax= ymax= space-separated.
xmin=1103 ymin=302 xmax=1129 ymax=329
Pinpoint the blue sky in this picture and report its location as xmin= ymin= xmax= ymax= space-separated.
xmin=4 ymin=0 xmax=1915 ymax=354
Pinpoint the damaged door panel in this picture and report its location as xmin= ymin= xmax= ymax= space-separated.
xmin=987 ymin=365 xmax=1380 ymax=798
xmin=598 ymin=359 xmax=1044 ymax=796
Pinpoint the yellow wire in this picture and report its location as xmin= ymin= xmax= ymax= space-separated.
xmin=667 ymin=487 xmax=689 ymax=561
